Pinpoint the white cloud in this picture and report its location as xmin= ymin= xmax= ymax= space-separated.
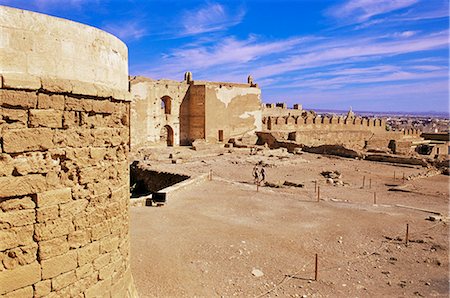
xmin=180 ymin=2 xmax=245 ymax=36
xmin=103 ymin=21 xmax=147 ymax=41
xmin=252 ymin=31 xmax=448 ymax=79
xmin=137 ymin=35 xmax=305 ymax=79
xmin=327 ymin=0 xmax=419 ymax=23
xmin=34 ymin=0 xmax=93 ymax=10
xmin=395 ymin=30 xmax=417 ymax=38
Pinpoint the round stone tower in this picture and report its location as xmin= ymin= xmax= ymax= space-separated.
xmin=0 ymin=6 xmax=137 ymax=297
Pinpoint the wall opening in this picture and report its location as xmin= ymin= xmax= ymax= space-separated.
xmin=160 ymin=125 xmax=174 ymax=146
xmin=388 ymin=140 xmax=397 ymax=154
xmin=218 ymin=130 xmax=224 ymax=142
xmin=130 ymin=161 xmax=190 ymax=198
xmin=161 ymin=95 xmax=172 ymax=114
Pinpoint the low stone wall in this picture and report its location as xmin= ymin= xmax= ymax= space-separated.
xmin=289 ymin=130 xmax=373 ymax=149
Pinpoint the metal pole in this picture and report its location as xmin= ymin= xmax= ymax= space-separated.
xmin=373 ymin=192 xmax=376 ymax=204
xmin=394 ymin=171 xmax=396 ymax=181
xmin=314 ymin=253 xmax=318 ymax=281
xmin=369 ymin=178 xmax=372 ymax=189
xmin=317 ymin=186 xmax=320 ymax=202
xmin=362 ymin=176 xmax=365 ymax=188
xmin=405 ymin=224 xmax=409 ymax=246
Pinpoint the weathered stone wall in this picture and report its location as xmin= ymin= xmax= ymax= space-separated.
xmin=186 ymin=84 xmax=206 ymax=143
xmin=0 ymin=5 xmax=128 ymax=92
xmin=130 ymin=75 xmax=262 ymax=147
xmin=290 ymin=130 xmax=374 ymax=149
xmin=0 ymin=6 xmax=136 ymax=298
xmin=129 ymin=77 xmax=189 ymax=148
xmin=204 ymin=82 xmax=261 ymax=143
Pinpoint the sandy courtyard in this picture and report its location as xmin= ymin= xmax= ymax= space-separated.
xmin=130 ymin=148 xmax=449 ymax=297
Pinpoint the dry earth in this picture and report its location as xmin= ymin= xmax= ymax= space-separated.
xmin=130 ymin=147 xmax=449 ymax=297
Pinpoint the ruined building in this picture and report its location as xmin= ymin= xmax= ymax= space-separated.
xmin=0 ymin=6 xmax=137 ymax=297
xmin=130 ymin=74 xmax=262 ymax=148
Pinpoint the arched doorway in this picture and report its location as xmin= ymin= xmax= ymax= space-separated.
xmin=160 ymin=125 xmax=174 ymax=146
xmin=161 ymin=96 xmax=172 ymax=114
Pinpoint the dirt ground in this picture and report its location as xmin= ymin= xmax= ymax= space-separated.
xmin=130 ymin=147 xmax=449 ymax=297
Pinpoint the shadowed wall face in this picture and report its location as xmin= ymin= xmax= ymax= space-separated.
xmin=0 ymin=6 xmax=136 ymax=297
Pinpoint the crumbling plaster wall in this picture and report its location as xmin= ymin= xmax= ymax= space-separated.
xmin=130 ymin=77 xmax=188 ymax=148
xmin=204 ymin=82 xmax=261 ymax=143
xmin=0 ymin=6 xmax=137 ymax=297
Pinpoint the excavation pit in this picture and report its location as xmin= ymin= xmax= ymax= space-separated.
xmin=130 ymin=161 xmax=190 ymax=204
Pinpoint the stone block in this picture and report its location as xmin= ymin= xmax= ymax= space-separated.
xmin=0 ymin=89 xmax=37 ymax=109
xmin=65 ymin=96 xmax=93 ymax=112
xmin=100 ymin=236 xmax=119 ymax=254
xmin=0 ymin=174 xmax=48 ymax=198
xmin=93 ymin=252 xmax=110 ymax=270
xmin=0 ymin=209 xmax=35 ymax=228
xmin=35 ymin=188 xmax=71 ymax=207
xmin=90 ymin=221 xmax=111 ymax=241
xmin=84 ymin=277 xmax=111 ymax=298
xmin=0 ymin=196 xmax=35 ymax=211
xmin=34 ymin=218 xmax=74 ymax=241
xmin=37 ymin=93 xmax=65 ymax=110
xmin=2 ymin=244 xmax=38 ymax=269
xmin=99 ymin=261 xmax=117 ymax=280
xmin=36 ymin=205 xmax=59 ymax=223
xmin=62 ymin=111 xmax=80 ymax=128
xmin=29 ymin=109 xmax=63 ymax=128
xmin=2 ymin=73 xmax=41 ymax=90
xmin=53 ymin=128 xmax=93 ymax=148
xmin=75 ymin=263 xmax=94 ymax=279
xmin=59 ymin=199 xmax=88 ymax=218
xmin=3 ymin=128 xmax=54 ymax=153
xmin=34 ymin=279 xmax=51 ymax=297
xmin=0 ymin=225 xmax=34 ymax=251
xmin=91 ymin=100 xmax=115 ymax=114
xmin=38 ymin=236 xmax=69 ymax=260
xmin=68 ymin=229 xmax=90 ymax=249
xmin=0 ymin=261 xmax=41 ymax=295
xmin=12 ymin=152 xmax=60 ymax=176
xmin=77 ymin=241 xmax=100 ymax=266
xmin=0 ymin=154 xmax=14 ymax=177
xmin=1 ymin=285 xmax=34 ymax=298
xmin=51 ymin=270 xmax=76 ymax=291
xmin=41 ymin=250 xmax=77 ymax=279
xmin=41 ymin=78 xmax=73 ymax=93
xmin=89 ymin=147 xmax=107 ymax=161
xmin=0 ymin=107 xmax=27 ymax=127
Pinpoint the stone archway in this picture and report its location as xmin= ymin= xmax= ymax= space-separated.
xmin=160 ymin=125 xmax=174 ymax=146
xmin=161 ymin=96 xmax=172 ymax=114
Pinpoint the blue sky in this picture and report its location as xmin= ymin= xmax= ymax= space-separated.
xmin=1 ymin=0 xmax=448 ymax=113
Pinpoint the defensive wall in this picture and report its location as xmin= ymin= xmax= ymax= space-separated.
xmin=130 ymin=74 xmax=261 ymax=148
xmin=0 ymin=6 xmax=136 ymax=297
xmin=261 ymin=104 xmax=421 ymax=152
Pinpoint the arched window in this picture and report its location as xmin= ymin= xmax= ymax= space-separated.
xmin=161 ymin=96 xmax=172 ymax=114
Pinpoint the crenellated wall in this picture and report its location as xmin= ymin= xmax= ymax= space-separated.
xmin=0 ymin=6 xmax=137 ymax=297
xmin=263 ymin=114 xmax=388 ymax=133
xmin=262 ymin=105 xmax=421 ymax=151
